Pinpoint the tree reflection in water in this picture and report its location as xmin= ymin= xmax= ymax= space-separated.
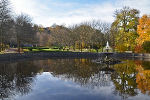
xmin=0 ymin=61 xmax=40 ymax=100
xmin=0 ymin=58 xmax=150 ymax=99
xmin=33 ymin=59 xmax=143 ymax=99
xmin=135 ymin=60 xmax=150 ymax=95
xmin=111 ymin=62 xmax=138 ymax=99
xmin=36 ymin=59 xmax=114 ymax=89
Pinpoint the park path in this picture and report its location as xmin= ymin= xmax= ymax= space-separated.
xmin=4 ymin=48 xmax=20 ymax=53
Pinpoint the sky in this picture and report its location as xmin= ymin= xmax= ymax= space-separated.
xmin=10 ymin=0 xmax=150 ymax=27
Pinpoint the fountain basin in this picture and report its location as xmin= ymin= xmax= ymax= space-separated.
xmin=100 ymin=52 xmax=114 ymax=56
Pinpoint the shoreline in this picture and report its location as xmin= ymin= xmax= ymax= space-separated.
xmin=0 ymin=52 xmax=150 ymax=61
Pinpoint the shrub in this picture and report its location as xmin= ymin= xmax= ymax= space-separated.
xmin=53 ymin=47 xmax=59 ymax=49
xmin=59 ymin=46 xmax=63 ymax=50
xmin=115 ymin=45 xmax=127 ymax=53
xmin=38 ymin=47 xmax=49 ymax=49
xmin=134 ymin=45 xmax=144 ymax=53
xmin=21 ymin=47 xmax=28 ymax=49
xmin=28 ymin=47 xmax=32 ymax=51
xmin=142 ymin=41 xmax=150 ymax=53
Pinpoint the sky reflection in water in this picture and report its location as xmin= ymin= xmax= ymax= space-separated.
xmin=17 ymin=72 xmax=116 ymax=100
xmin=0 ymin=58 xmax=150 ymax=100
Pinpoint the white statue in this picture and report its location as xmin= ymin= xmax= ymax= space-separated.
xmin=105 ymin=41 xmax=110 ymax=52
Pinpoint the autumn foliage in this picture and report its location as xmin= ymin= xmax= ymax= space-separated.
xmin=134 ymin=45 xmax=144 ymax=53
xmin=136 ymin=65 xmax=150 ymax=95
xmin=136 ymin=14 xmax=150 ymax=45
xmin=115 ymin=44 xmax=127 ymax=52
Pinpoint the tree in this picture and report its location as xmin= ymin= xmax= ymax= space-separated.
xmin=49 ymin=20 xmax=109 ymax=52
xmin=113 ymin=6 xmax=139 ymax=52
xmin=68 ymin=24 xmax=79 ymax=51
xmin=38 ymin=24 xmax=44 ymax=34
xmin=94 ymin=20 xmax=110 ymax=52
xmin=109 ymin=22 xmax=119 ymax=52
xmin=142 ymin=41 xmax=150 ymax=53
xmin=50 ymin=25 xmax=69 ymax=48
xmin=77 ymin=23 xmax=92 ymax=52
xmin=14 ymin=13 xmax=36 ymax=53
xmin=0 ymin=0 xmax=12 ymax=51
xmin=136 ymin=14 xmax=150 ymax=45
xmin=114 ymin=6 xmax=139 ymax=32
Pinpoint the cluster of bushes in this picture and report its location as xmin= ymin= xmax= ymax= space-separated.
xmin=52 ymin=46 xmax=64 ymax=50
xmin=135 ymin=41 xmax=150 ymax=53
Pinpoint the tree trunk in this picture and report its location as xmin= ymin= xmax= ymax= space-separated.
xmin=73 ymin=42 xmax=75 ymax=51
xmin=101 ymin=41 xmax=103 ymax=52
xmin=17 ymin=36 xmax=20 ymax=53
xmin=69 ymin=42 xmax=70 ymax=50
xmin=89 ymin=45 xmax=91 ymax=52
xmin=92 ymin=43 xmax=93 ymax=52
xmin=18 ymin=42 xmax=20 ymax=53
xmin=0 ymin=36 xmax=1 ymax=52
xmin=2 ymin=37 xmax=4 ymax=51
xmin=81 ymin=43 xmax=82 ymax=52
xmin=79 ymin=43 xmax=80 ymax=50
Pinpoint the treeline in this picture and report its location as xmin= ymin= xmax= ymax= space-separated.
xmin=42 ymin=20 xmax=111 ymax=52
xmin=0 ymin=0 xmax=37 ymax=52
xmin=1 ymin=0 xmax=150 ymax=53
xmin=38 ymin=6 xmax=150 ymax=53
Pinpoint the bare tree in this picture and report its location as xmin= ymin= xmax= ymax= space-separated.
xmin=0 ymin=0 xmax=12 ymax=51
xmin=14 ymin=13 xmax=35 ymax=52
xmin=68 ymin=24 xmax=79 ymax=51
xmin=48 ymin=19 xmax=110 ymax=52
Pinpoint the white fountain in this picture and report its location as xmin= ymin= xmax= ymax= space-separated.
xmin=93 ymin=41 xmax=121 ymax=64
xmin=105 ymin=41 xmax=111 ymax=52
xmin=92 ymin=41 xmax=121 ymax=75
xmin=103 ymin=41 xmax=113 ymax=59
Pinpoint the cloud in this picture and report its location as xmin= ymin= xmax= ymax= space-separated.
xmin=115 ymin=0 xmax=150 ymax=15
xmin=10 ymin=0 xmax=150 ymax=27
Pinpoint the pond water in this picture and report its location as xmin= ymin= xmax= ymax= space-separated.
xmin=0 ymin=58 xmax=150 ymax=100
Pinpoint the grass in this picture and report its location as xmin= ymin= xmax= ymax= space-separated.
xmin=22 ymin=48 xmax=73 ymax=53
xmin=0 ymin=47 xmax=105 ymax=54
xmin=22 ymin=47 xmax=101 ymax=53
xmin=0 ymin=47 xmax=101 ymax=54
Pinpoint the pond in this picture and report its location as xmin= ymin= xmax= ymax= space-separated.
xmin=0 ymin=58 xmax=150 ymax=100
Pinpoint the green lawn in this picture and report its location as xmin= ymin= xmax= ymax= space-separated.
xmin=22 ymin=47 xmax=100 ymax=53
xmin=0 ymin=47 xmax=105 ymax=54
xmin=22 ymin=48 xmax=72 ymax=53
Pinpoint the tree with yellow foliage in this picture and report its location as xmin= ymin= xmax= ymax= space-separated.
xmin=136 ymin=14 xmax=150 ymax=45
xmin=112 ymin=6 xmax=139 ymax=52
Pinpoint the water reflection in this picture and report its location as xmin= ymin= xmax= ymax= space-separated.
xmin=135 ymin=60 xmax=150 ymax=95
xmin=111 ymin=61 xmax=138 ymax=99
xmin=36 ymin=59 xmax=115 ymax=88
xmin=0 ymin=58 xmax=150 ymax=99
xmin=0 ymin=61 xmax=40 ymax=100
